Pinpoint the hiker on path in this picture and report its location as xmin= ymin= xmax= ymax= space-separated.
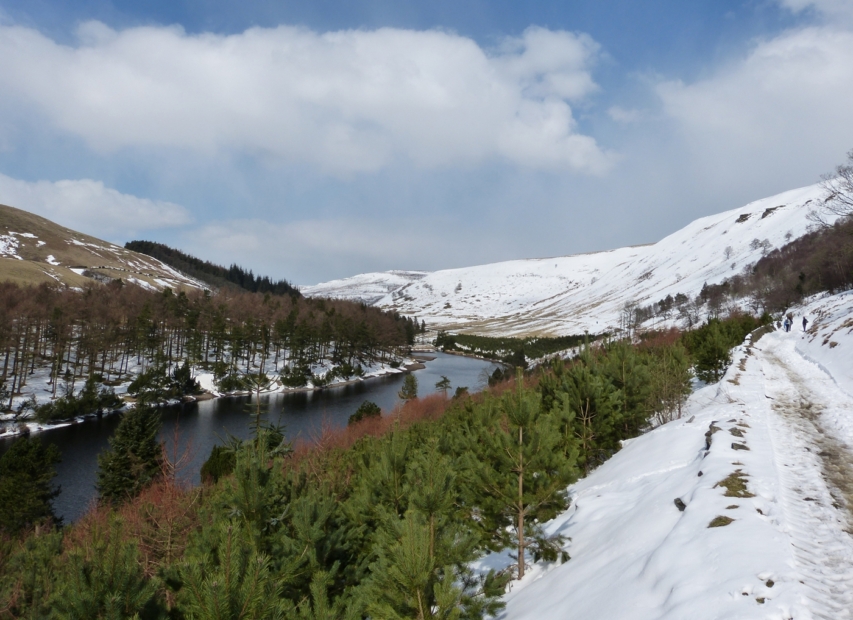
xmin=783 ymin=318 xmax=790 ymax=332
xmin=802 ymin=316 xmax=809 ymax=332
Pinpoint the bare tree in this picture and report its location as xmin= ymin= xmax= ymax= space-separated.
xmin=811 ymin=149 xmax=853 ymax=227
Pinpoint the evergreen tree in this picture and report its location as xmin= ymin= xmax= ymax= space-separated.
xmin=200 ymin=445 xmax=237 ymax=483
xmin=689 ymin=319 xmax=733 ymax=382
xmin=180 ymin=521 xmax=289 ymax=619
xmin=348 ymin=400 xmax=381 ymax=425
xmin=365 ymin=512 xmax=461 ymax=619
xmin=398 ymin=374 xmax=418 ymax=401
xmin=464 ymin=371 xmax=577 ymax=579
xmin=51 ymin=518 xmax=161 ymax=619
xmin=600 ymin=340 xmax=651 ymax=437
xmin=97 ymin=406 xmax=163 ymax=505
xmin=0 ymin=528 xmax=63 ymax=617
xmin=0 ymin=436 xmax=61 ymax=534
xmin=434 ymin=376 xmax=451 ymax=396
xmin=559 ymin=361 xmax=623 ymax=472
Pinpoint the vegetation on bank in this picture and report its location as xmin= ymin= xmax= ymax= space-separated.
xmin=434 ymin=332 xmax=594 ymax=367
xmin=125 ymin=240 xmax=301 ymax=298
xmin=0 ymin=282 xmax=421 ymax=416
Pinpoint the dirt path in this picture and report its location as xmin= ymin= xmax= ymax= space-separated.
xmin=759 ymin=335 xmax=853 ymax=618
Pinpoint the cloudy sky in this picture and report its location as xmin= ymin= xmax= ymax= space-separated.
xmin=0 ymin=0 xmax=851 ymax=285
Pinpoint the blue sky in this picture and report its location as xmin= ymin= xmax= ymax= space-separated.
xmin=0 ymin=0 xmax=851 ymax=284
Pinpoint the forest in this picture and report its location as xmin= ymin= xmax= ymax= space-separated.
xmin=0 ymin=281 xmax=419 ymax=420
xmin=124 ymin=240 xmax=301 ymax=298
xmin=0 ymin=326 xmax=701 ymax=618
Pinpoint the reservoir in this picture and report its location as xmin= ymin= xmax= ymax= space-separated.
xmin=1 ymin=352 xmax=497 ymax=522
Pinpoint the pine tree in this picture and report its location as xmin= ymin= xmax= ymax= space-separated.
xmin=398 ymin=374 xmax=418 ymax=401
xmin=434 ymin=376 xmax=451 ymax=397
xmin=180 ymin=521 xmax=289 ymax=619
xmin=601 ymin=340 xmax=651 ymax=437
xmin=464 ymin=371 xmax=577 ymax=579
xmin=0 ymin=436 xmax=61 ymax=534
xmin=559 ymin=361 xmax=623 ymax=472
xmin=97 ymin=406 xmax=163 ymax=505
xmin=51 ymin=518 xmax=160 ymax=619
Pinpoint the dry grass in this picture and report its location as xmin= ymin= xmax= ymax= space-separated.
xmin=714 ymin=470 xmax=755 ymax=498
xmin=708 ymin=515 xmax=735 ymax=528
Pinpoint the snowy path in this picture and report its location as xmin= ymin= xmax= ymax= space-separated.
xmin=487 ymin=322 xmax=853 ymax=620
xmin=759 ymin=335 xmax=853 ymax=619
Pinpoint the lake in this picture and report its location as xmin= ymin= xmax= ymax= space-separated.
xmin=0 ymin=352 xmax=498 ymax=522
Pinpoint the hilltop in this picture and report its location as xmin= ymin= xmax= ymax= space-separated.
xmin=0 ymin=203 xmax=204 ymax=291
xmin=304 ymin=183 xmax=834 ymax=336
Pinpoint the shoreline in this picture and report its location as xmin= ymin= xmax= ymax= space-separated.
xmin=0 ymin=353 xmax=436 ymax=440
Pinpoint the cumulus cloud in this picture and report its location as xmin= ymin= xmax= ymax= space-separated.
xmin=656 ymin=26 xmax=853 ymax=188
xmin=0 ymin=22 xmax=610 ymax=175
xmin=0 ymin=172 xmax=191 ymax=238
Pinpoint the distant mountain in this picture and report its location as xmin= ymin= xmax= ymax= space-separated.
xmin=303 ymin=184 xmax=834 ymax=336
xmin=125 ymin=240 xmax=300 ymax=297
xmin=303 ymin=270 xmax=428 ymax=305
xmin=0 ymin=204 xmax=204 ymax=291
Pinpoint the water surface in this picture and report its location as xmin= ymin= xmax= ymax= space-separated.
xmin=1 ymin=353 xmax=496 ymax=522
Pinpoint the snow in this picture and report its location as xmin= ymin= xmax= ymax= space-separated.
xmin=303 ymin=270 xmax=427 ymax=305
xmin=0 ymin=234 xmax=22 ymax=259
xmin=45 ymin=254 xmax=60 ymax=265
xmin=304 ymin=184 xmax=837 ymax=336
xmin=482 ymin=289 xmax=853 ymax=619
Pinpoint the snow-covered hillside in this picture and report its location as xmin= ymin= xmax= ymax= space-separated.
xmin=304 ymin=184 xmax=833 ymax=336
xmin=480 ymin=289 xmax=853 ymax=619
xmin=304 ymin=270 xmax=428 ymax=305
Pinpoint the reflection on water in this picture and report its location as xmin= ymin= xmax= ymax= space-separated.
xmin=0 ymin=352 xmax=497 ymax=522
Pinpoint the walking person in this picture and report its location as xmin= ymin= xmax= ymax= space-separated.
xmin=802 ymin=316 xmax=809 ymax=332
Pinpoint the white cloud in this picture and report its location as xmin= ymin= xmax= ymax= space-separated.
xmin=607 ymin=106 xmax=643 ymax=123
xmin=656 ymin=26 xmax=853 ymax=188
xmin=0 ymin=172 xmax=191 ymax=238
xmin=0 ymin=22 xmax=610 ymax=175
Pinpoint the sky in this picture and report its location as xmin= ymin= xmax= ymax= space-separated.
xmin=0 ymin=0 xmax=851 ymax=285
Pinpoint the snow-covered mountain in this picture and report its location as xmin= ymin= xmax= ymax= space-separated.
xmin=304 ymin=184 xmax=831 ymax=336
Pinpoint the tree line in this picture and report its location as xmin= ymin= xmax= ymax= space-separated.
xmin=0 ymin=281 xmax=419 ymax=420
xmin=124 ymin=240 xmax=301 ymax=297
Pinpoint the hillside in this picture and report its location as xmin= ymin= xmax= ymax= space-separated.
xmin=125 ymin=240 xmax=300 ymax=297
xmin=0 ymin=204 xmax=204 ymax=291
xmin=304 ymin=184 xmax=835 ymax=336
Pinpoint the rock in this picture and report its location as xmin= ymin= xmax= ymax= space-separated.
xmin=674 ymin=498 xmax=686 ymax=511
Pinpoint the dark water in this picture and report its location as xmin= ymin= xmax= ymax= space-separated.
xmin=0 ymin=353 xmax=497 ymax=522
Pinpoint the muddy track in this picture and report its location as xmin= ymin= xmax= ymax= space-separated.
xmin=768 ymin=351 xmax=853 ymax=531
xmin=762 ymin=345 xmax=853 ymax=618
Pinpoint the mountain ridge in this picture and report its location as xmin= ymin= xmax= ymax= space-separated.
xmin=303 ymin=183 xmax=832 ymax=336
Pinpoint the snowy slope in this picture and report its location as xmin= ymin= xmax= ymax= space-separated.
xmin=305 ymin=270 xmax=428 ymax=305
xmin=479 ymin=290 xmax=853 ymax=619
xmin=304 ymin=184 xmax=832 ymax=336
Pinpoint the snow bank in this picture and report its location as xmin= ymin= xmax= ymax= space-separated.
xmin=486 ymin=290 xmax=853 ymax=619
